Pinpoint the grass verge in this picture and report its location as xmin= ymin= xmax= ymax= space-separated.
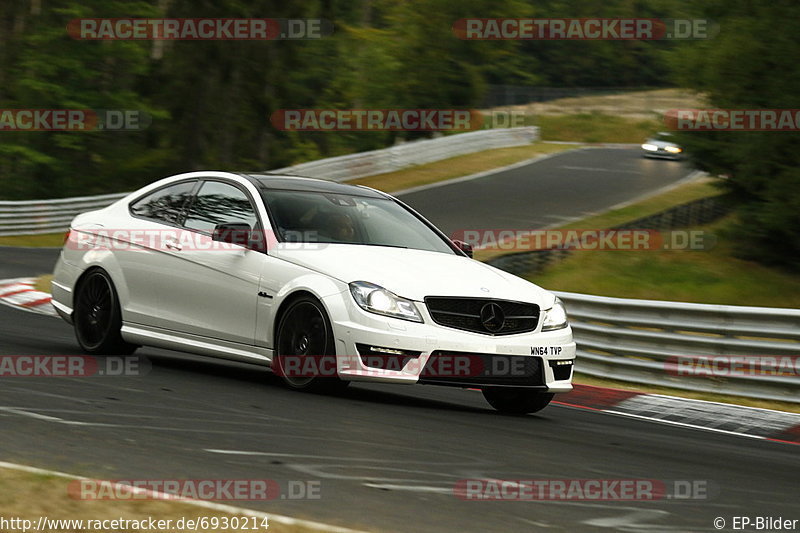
xmin=536 ymin=113 xmax=660 ymax=143
xmin=572 ymin=373 xmax=800 ymax=414
xmin=474 ymin=177 xmax=721 ymax=262
xmin=34 ymin=274 xmax=53 ymax=293
xmin=0 ymin=468 xmax=358 ymax=533
xmin=530 ymin=215 xmax=800 ymax=308
xmin=0 ymin=233 xmax=66 ymax=247
xmin=349 ymin=142 xmax=574 ymax=192
xmin=486 ymin=88 xmax=706 ymax=143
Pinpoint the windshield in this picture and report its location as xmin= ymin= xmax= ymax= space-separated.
xmin=261 ymin=189 xmax=456 ymax=254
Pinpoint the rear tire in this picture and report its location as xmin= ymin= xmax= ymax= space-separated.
xmin=482 ymin=388 xmax=553 ymax=414
xmin=273 ymin=295 xmax=348 ymax=394
xmin=73 ymin=269 xmax=137 ymax=356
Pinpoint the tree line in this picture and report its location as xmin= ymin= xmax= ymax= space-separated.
xmin=1 ymin=0 xmax=797 ymax=267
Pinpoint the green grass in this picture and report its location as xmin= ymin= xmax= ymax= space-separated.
xmin=536 ymin=113 xmax=661 ymax=143
xmin=557 ymin=179 xmax=721 ymax=230
xmin=0 ymin=232 xmax=66 ymax=247
xmin=349 ymin=141 xmax=574 ymax=192
xmin=34 ymin=274 xmax=53 ymax=293
xmin=0 ymin=468 xmax=341 ymax=533
xmin=475 ymin=178 xmax=721 ymax=262
xmin=530 ymin=215 xmax=800 ymax=308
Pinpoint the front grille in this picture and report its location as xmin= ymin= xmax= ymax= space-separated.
xmin=419 ymin=351 xmax=544 ymax=387
xmin=425 ymin=297 xmax=539 ymax=335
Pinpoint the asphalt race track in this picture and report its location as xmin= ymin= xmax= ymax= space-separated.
xmin=398 ymin=147 xmax=692 ymax=234
xmin=1 ymin=149 xmax=796 ymax=532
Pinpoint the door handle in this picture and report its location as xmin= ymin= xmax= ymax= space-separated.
xmin=165 ymin=239 xmax=182 ymax=251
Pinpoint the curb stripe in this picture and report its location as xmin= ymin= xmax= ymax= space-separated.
xmin=0 ymin=277 xmax=57 ymax=317
xmin=772 ymin=424 xmax=800 ymax=443
xmin=20 ymin=296 xmax=53 ymax=308
xmin=557 ymin=384 xmax=800 ymax=445
xmin=0 ymin=288 xmax=34 ymax=298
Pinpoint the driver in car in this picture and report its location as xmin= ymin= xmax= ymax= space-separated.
xmin=323 ymin=212 xmax=356 ymax=242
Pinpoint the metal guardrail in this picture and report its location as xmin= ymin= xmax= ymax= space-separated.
xmin=481 ymin=193 xmax=798 ymax=402
xmin=0 ymin=127 xmax=539 ymax=236
xmin=0 ymin=193 xmax=129 ymax=236
xmin=272 ymin=127 xmax=539 ymax=181
xmin=556 ymin=291 xmax=800 ymax=403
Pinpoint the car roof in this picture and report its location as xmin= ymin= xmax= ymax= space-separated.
xmin=240 ymin=173 xmax=387 ymax=199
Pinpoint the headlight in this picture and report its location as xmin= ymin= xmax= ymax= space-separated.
xmin=664 ymin=145 xmax=682 ymax=153
xmin=641 ymin=143 xmax=658 ymax=151
xmin=541 ymin=297 xmax=568 ymax=331
xmin=349 ymin=281 xmax=423 ymax=323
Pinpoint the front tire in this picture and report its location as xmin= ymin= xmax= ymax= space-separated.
xmin=73 ymin=269 xmax=137 ymax=355
xmin=482 ymin=388 xmax=553 ymax=414
xmin=273 ymin=295 xmax=348 ymax=394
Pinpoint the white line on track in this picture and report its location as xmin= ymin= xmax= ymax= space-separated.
xmin=559 ymin=165 xmax=642 ymax=174
xmin=0 ymin=406 xmax=108 ymax=426
xmin=362 ymin=483 xmax=452 ymax=494
xmin=601 ymin=410 xmax=768 ymax=441
xmin=391 ymin=150 xmax=570 ymax=197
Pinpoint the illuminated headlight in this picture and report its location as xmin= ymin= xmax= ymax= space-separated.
xmin=641 ymin=143 xmax=658 ymax=151
xmin=349 ymin=281 xmax=423 ymax=323
xmin=664 ymin=145 xmax=682 ymax=154
xmin=541 ymin=297 xmax=568 ymax=331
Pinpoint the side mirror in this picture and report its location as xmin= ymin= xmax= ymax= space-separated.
xmin=212 ymin=222 xmax=251 ymax=246
xmin=452 ymin=239 xmax=473 ymax=258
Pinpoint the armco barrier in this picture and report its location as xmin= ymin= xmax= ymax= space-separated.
xmin=556 ymin=290 xmax=800 ymax=403
xmin=0 ymin=192 xmax=129 ymax=237
xmin=0 ymin=127 xmax=538 ymax=236
xmin=271 ymin=127 xmax=539 ymax=181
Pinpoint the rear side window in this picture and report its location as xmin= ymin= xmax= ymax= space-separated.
xmin=183 ymin=181 xmax=258 ymax=233
xmin=130 ymin=181 xmax=195 ymax=224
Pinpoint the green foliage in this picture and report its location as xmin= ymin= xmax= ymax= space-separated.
xmin=673 ymin=0 xmax=800 ymax=269
xmin=0 ymin=0 xmax=694 ymax=200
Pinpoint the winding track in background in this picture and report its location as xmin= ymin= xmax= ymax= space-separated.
xmin=1 ymin=149 xmax=796 ymax=532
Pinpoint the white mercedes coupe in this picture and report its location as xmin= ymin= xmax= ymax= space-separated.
xmin=52 ymin=171 xmax=575 ymax=413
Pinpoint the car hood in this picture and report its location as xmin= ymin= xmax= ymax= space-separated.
xmin=272 ymin=244 xmax=555 ymax=307
xmin=646 ymin=139 xmax=680 ymax=149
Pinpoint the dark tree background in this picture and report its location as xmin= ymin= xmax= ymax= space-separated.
xmin=1 ymin=0 xmax=797 ymax=267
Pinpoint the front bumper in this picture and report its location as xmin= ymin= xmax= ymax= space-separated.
xmin=323 ymin=292 xmax=576 ymax=392
xmin=643 ymin=149 xmax=682 ymax=160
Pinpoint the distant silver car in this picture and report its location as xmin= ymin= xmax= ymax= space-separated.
xmin=641 ymin=132 xmax=683 ymax=160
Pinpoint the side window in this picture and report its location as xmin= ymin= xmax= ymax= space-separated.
xmin=130 ymin=181 xmax=195 ymax=224
xmin=183 ymin=181 xmax=258 ymax=233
